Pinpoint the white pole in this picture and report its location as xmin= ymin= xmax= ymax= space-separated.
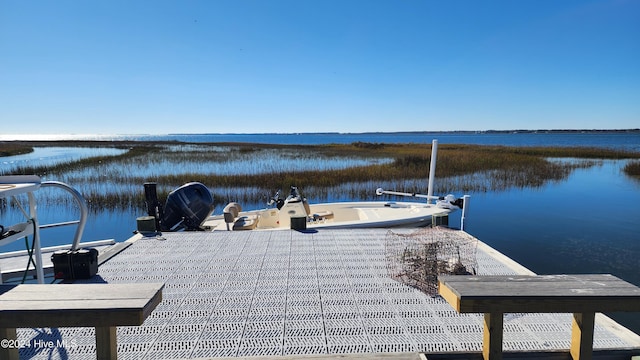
xmin=427 ymin=139 xmax=438 ymax=204
xmin=376 ymin=188 xmax=440 ymax=200
xmin=460 ymin=195 xmax=470 ymax=231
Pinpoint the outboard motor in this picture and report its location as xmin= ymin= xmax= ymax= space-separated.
xmin=145 ymin=182 xmax=214 ymax=231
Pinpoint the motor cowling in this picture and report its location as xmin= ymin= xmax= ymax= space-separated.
xmin=161 ymin=182 xmax=214 ymax=231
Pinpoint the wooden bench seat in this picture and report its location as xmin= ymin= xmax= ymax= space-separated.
xmin=0 ymin=283 xmax=163 ymax=360
xmin=438 ymin=274 xmax=640 ymax=360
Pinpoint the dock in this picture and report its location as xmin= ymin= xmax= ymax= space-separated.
xmin=6 ymin=227 xmax=640 ymax=359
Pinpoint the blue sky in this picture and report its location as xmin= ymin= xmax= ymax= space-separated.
xmin=1 ymin=0 xmax=638 ymax=135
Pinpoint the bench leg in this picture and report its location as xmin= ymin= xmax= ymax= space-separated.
xmin=483 ymin=312 xmax=503 ymax=360
xmin=95 ymin=326 xmax=117 ymax=360
xmin=570 ymin=312 xmax=595 ymax=360
xmin=0 ymin=327 xmax=19 ymax=360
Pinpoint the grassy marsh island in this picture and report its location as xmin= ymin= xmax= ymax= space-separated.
xmin=0 ymin=143 xmax=33 ymax=157
xmin=1 ymin=140 xmax=640 ymax=211
xmin=624 ymin=161 xmax=640 ymax=177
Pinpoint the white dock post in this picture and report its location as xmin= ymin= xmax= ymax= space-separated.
xmin=427 ymin=139 xmax=438 ymax=204
xmin=460 ymin=195 xmax=470 ymax=231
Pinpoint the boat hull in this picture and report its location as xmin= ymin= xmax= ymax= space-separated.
xmin=204 ymin=201 xmax=455 ymax=231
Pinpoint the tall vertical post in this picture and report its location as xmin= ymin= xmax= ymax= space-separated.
xmin=483 ymin=312 xmax=504 ymax=360
xmin=571 ymin=312 xmax=595 ymax=360
xmin=144 ymin=182 xmax=162 ymax=230
xmin=0 ymin=328 xmax=18 ymax=360
xmin=28 ymin=192 xmax=45 ymax=284
xmin=460 ymin=195 xmax=470 ymax=231
xmin=427 ymin=139 xmax=438 ymax=204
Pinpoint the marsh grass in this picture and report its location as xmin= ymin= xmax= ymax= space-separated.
xmin=3 ymin=141 xmax=639 ymax=211
xmin=624 ymin=161 xmax=640 ymax=177
xmin=0 ymin=143 xmax=33 ymax=157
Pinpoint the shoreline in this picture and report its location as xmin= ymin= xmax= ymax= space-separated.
xmin=1 ymin=128 xmax=640 ymax=143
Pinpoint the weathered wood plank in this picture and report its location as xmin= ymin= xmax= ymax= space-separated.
xmin=438 ymin=275 xmax=640 ymax=297
xmin=1 ymin=306 xmax=148 ymax=327
xmin=438 ymin=278 xmax=462 ymax=312
xmin=0 ymin=283 xmax=164 ymax=328
xmin=0 ymin=283 xmax=163 ymax=360
xmin=0 ymin=299 xmax=153 ymax=310
xmin=438 ymin=274 xmax=640 ymax=360
xmin=203 ymin=353 xmax=427 ymax=360
xmin=438 ymin=275 xmax=640 ymax=313
xmin=0 ymin=283 xmax=161 ymax=301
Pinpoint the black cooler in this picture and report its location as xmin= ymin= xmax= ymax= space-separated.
xmin=51 ymin=248 xmax=99 ymax=280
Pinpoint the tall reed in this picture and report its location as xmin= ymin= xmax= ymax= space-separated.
xmin=624 ymin=161 xmax=640 ymax=177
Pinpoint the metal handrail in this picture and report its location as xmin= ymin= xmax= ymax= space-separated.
xmin=40 ymin=181 xmax=88 ymax=251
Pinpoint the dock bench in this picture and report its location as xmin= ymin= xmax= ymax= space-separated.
xmin=0 ymin=283 xmax=163 ymax=360
xmin=438 ymin=274 xmax=640 ymax=360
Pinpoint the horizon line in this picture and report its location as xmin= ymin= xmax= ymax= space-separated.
xmin=2 ymin=128 xmax=640 ymax=140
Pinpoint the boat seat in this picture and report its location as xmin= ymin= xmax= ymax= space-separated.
xmin=223 ymin=202 xmax=241 ymax=223
xmin=302 ymin=198 xmax=334 ymax=220
xmin=232 ymin=215 xmax=258 ymax=230
xmin=223 ymin=202 xmax=258 ymax=230
xmin=312 ymin=211 xmax=334 ymax=220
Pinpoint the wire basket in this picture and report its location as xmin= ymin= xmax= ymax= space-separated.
xmin=385 ymin=227 xmax=478 ymax=296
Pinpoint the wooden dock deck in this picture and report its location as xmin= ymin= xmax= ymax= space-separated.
xmin=7 ymin=228 xmax=640 ymax=359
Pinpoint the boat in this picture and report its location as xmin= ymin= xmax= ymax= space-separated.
xmin=204 ymin=186 xmax=464 ymax=231
xmin=139 ymin=140 xmax=469 ymax=233
xmin=142 ymin=183 xmax=466 ymax=232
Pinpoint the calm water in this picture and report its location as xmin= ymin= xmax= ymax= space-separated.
xmin=3 ymin=131 xmax=640 ymax=150
xmin=1 ymin=132 xmax=640 ymax=332
xmin=466 ymin=159 xmax=640 ymax=333
xmin=0 ymin=147 xmax=127 ymax=174
xmin=159 ymin=131 xmax=640 ymax=151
